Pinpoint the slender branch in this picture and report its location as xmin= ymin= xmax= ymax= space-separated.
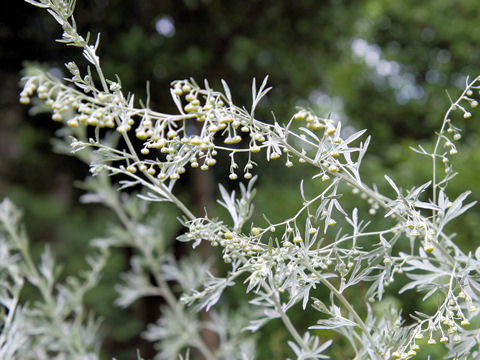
xmin=0 ymin=287 xmax=21 ymax=348
xmin=102 ymin=175 xmax=217 ymax=360
xmin=308 ymin=265 xmax=383 ymax=360
xmin=270 ymin=291 xmax=311 ymax=353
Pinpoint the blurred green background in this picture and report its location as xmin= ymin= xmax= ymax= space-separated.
xmin=2 ymin=0 xmax=480 ymax=358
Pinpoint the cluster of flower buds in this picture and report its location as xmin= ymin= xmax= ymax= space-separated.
xmin=181 ymin=219 xmax=266 ymax=265
xmin=20 ymin=71 xmax=127 ymax=129
xmin=436 ymin=82 xmax=480 ymax=175
xmin=21 ymin=65 xmax=369 ymax=187
xmin=393 ymin=287 xmax=478 ymax=359
xmin=293 ymin=109 xmax=337 ymax=136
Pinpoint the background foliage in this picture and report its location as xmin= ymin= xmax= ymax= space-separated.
xmin=2 ymin=0 xmax=480 ymax=358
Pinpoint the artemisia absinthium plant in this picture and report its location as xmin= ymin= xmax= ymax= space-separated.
xmin=9 ymin=0 xmax=480 ymax=359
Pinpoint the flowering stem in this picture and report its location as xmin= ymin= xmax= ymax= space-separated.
xmin=431 ymin=76 xmax=480 ymax=217
xmin=281 ymin=138 xmax=462 ymax=266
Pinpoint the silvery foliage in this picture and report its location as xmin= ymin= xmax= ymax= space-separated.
xmin=0 ymin=198 xmax=107 ymax=359
xmin=11 ymin=0 xmax=480 ymax=358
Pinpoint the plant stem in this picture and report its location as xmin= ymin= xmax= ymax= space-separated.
xmin=270 ymin=292 xmax=312 ymax=353
xmin=0 ymin=287 xmax=20 ymax=348
xmin=106 ymin=181 xmax=217 ymax=360
xmin=308 ymin=265 xmax=383 ymax=360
